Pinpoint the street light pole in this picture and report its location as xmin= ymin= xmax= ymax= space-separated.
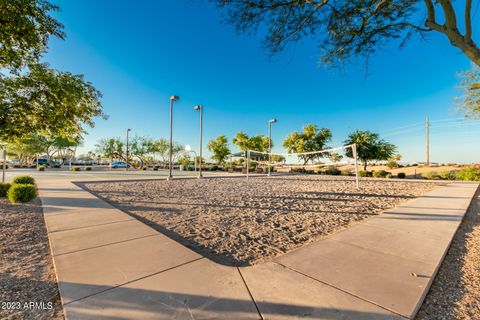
xmin=194 ymin=105 xmax=203 ymax=178
xmin=126 ymin=128 xmax=131 ymax=171
xmin=168 ymin=95 xmax=180 ymax=180
xmin=268 ymin=119 xmax=277 ymax=176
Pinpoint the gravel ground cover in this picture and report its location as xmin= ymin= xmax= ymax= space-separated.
xmin=83 ymin=175 xmax=439 ymax=266
xmin=0 ymin=198 xmax=63 ymax=320
xmin=416 ymin=187 xmax=480 ymax=320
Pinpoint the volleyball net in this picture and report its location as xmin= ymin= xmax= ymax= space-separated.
xmin=245 ymin=143 xmax=359 ymax=187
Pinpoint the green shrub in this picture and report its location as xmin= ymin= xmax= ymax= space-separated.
xmin=437 ymin=170 xmax=456 ymax=180
xmin=386 ymin=173 xmax=393 ymax=179
xmin=0 ymin=183 xmax=11 ymax=197
xmin=324 ymin=168 xmax=341 ymax=175
xmin=85 ymin=166 xmax=92 ymax=171
xmin=397 ymin=172 xmax=406 ymax=179
xmin=37 ymin=165 xmax=46 ymax=171
xmin=373 ymin=170 xmax=389 ymax=178
xmin=7 ymin=184 xmax=37 ymax=203
xmin=422 ymin=171 xmax=438 ymax=180
xmin=341 ymin=170 xmax=351 ymax=176
xmin=211 ymin=165 xmax=219 ymax=171
xmin=13 ymin=175 xmax=35 ymax=185
xmin=71 ymin=166 xmax=81 ymax=171
xmin=359 ymin=170 xmax=373 ymax=177
xmin=456 ymin=168 xmax=480 ymax=181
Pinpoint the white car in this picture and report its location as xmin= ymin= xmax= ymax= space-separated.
xmin=111 ymin=161 xmax=130 ymax=168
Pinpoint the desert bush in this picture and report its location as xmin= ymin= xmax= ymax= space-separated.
xmin=397 ymin=172 xmax=406 ymax=179
xmin=85 ymin=166 xmax=92 ymax=171
xmin=324 ymin=168 xmax=341 ymax=175
xmin=386 ymin=160 xmax=398 ymax=169
xmin=422 ymin=171 xmax=438 ymax=180
xmin=291 ymin=168 xmax=305 ymax=173
xmin=13 ymin=175 xmax=35 ymax=185
xmin=7 ymin=184 xmax=37 ymax=203
xmin=456 ymin=168 xmax=480 ymax=181
xmin=437 ymin=170 xmax=456 ymax=180
xmin=71 ymin=166 xmax=81 ymax=171
xmin=0 ymin=183 xmax=11 ymax=197
xmin=373 ymin=170 xmax=389 ymax=178
xmin=341 ymin=170 xmax=351 ymax=176
xmin=359 ymin=170 xmax=373 ymax=177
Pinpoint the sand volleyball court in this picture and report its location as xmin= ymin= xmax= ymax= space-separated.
xmin=82 ymin=175 xmax=441 ymax=266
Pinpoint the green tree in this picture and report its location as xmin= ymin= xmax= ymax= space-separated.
xmin=151 ymin=138 xmax=170 ymax=167
xmin=232 ymin=132 xmax=271 ymax=152
xmin=95 ymin=138 xmax=124 ymax=164
xmin=1 ymin=64 xmax=104 ymax=141
xmin=0 ymin=0 xmax=64 ymax=71
xmin=328 ymin=152 xmax=344 ymax=164
xmin=457 ymin=64 xmax=480 ymax=118
xmin=129 ymin=136 xmax=156 ymax=168
xmin=7 ymin=135 xmax=44 ymax=165
xmin=208 ymin=135 xmax=231 ymax=163
xmin=1 ymin=1 xmax=104 ymax=142
xmin=283 ymin=124 xmax=332 ymax=165
xmin=344 ymin=130 xmax=396 ymax=170
xmin=213 ymin=0 xmax=480 ymax=66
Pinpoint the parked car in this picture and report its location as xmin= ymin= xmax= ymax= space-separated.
xmin=36 ymin=159 xmax=61 ymax=167
xmin=111 ymin=161 xmax=130 ymax=169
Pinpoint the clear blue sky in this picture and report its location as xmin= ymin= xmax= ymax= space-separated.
xmin=44 ymin=0 xmax=480 ymax=163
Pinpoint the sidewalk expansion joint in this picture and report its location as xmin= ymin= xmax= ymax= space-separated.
xmin=53 ymin=233 xmax=162 ymax=257
xmin=237 ymin=267 xmax=264 ymax=320
xmin=274 ymin=262 xmax=409 ymax=319
xmin=63 ymin=257 xmax=205 ymax=306
xmin=47 ymin=218 xmax=135 ymax=234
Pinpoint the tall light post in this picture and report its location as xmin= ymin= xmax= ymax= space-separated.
xmin=168 ymin=95 xmax=180 ymax=180
xmin=125 ymin=128 xmax=131 ymax=171
xmin=268 ymin=118 xmax=277 ymax=176
xmin=194 ymin=105 xmax=203 ymax=178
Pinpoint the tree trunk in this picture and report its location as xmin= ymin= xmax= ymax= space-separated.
xmin=363 ymin=161 xmax=367 ymax=171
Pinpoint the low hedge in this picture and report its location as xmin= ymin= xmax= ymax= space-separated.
xmin=37 ymin=165 xmax=46 ymax=171
xmin=13 ymin=175 xmax=35 ymax=185
xmin=7 ymin=184 xmax=37 ymax=203
xmin=373 ymin=170 xmax=390 ymax=178
xmin=456 ymin=168 xmax=480 ymax=181
xmin=0 ymin=183 xmax=11 ymax=197
xmin=71 ymin=166 xmax=81 ymax=171
xmin=359 ymin=170 xmax=373 ymax=177
xmin=324 ymin=168 xmax=341 ymax=175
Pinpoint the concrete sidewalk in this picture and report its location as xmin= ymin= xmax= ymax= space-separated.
xmin=38 ymin=178 xmax=478 ymax=319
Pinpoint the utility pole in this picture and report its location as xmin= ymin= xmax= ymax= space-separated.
xmin=425 ymin=115 xmax=429 ymax=166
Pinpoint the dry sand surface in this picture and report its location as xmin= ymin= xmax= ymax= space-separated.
xmin=83 ymin=175 xmax=439 ymax=266
xmin=416 ymin=188 xmax=480 ymax=320
xmin=0 ymin=198 xmax=63 ymax=320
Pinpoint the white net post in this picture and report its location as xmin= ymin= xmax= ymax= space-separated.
xmin=352 ymin=143 xmax=359 ymax=188
xmin=246 ymin=150 xmax=250 ymax=179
